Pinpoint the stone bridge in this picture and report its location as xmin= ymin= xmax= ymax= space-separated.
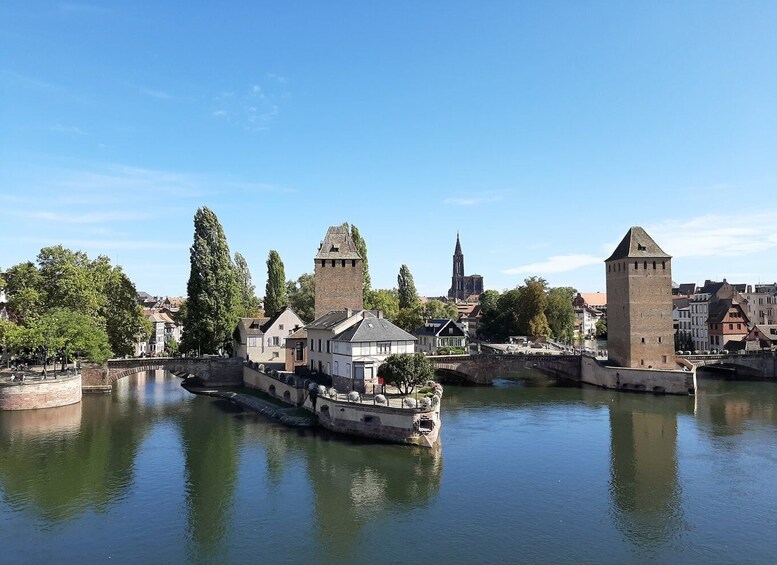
xmin=429 ymin=354 xmax=583 ymax=385
xmin=82 ymin=357 xmax=244 ymax=387
xmin=681 ymin=352 xmax=776 ymax=379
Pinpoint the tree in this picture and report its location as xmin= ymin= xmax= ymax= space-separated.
xmin=595 ymin=319 xmax=607 ymax=338
xmin=234 ymin=252 xmax=260 ymax=318
xmin=264 ymin=250 xmax=287 ymax=317
xmin=378 ymin=353 xmax=434 ymax=395
xmin=37 ymin=245 xmax=101 ymax=316
xmin=0 ymin=319 xmax=20 ymax=367
xmin=365 ymin=288 xmax=400 ymax=321
xmin=394 ymin=305 xmax=425 ymax=334
xmin=397 ymin=265 xmax=419 ymax=310
xmin=3 ymin=262 xmax=44 ymax=324
xmin=545 ymin=286 xmax=577 ymax=344
xmin=422 ymin=299 xmax=458 ymax=320
xmin=99 ymin=264 xmax=150 ymax=357
xmin=286 ymin=273 xmax=315 ymax=322
xmin=349 ymin=224 xmax=370 ymax=293
xmin=477 ymin=290 xmax=502 ymax=341
xmin=180 ymin=207 xmax=238 ymax=355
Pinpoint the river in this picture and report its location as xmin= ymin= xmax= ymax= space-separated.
xmin=1 ymin=370 xmax=777 ymax=564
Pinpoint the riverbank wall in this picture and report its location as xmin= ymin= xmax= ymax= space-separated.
xmin=0 ymin=373 xmax=82 ymax=410
xmin=581 ymin=355 xmax=695 ymax=395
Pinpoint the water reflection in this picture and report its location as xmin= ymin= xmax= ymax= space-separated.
xmin=606 ymin=393 xmax=691 ymax=549
xmin=0 ymin=394 xmax=148 ymax=522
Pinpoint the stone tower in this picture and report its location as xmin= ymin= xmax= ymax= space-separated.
xmin=314 ymin=225 xmax=364 ymax=320
xmin=605 ymin=227 xmax=675 ymax=369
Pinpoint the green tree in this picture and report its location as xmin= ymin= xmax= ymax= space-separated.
xmin=234 ymin=252 xmax=260 ymax=318
xmin=3 ymin=262 xmax=44 ymax=324
xmin=394 ymin=305 xmax=425 ymax=334
xmin=100 ymin=265 xmax=150 ymax=357
xmin=477 ymin=290 xmax=502 ymax=340
xmin=545 ymin=286 xmax=577 ymax=344
xmin=264 ymin=250 xmax=287 ymax=317
xmin=423 ymin=299 xmax=458 ymax=320
xmin=349 ymin=224 xmax=370 ymax=293
xmin=181 ymin=207 xmax=238 ymax=355
xmin=595 ymin=319 xmax=607 ymax=338
xmin=0 ymin=319 xmax=20 ymax=367
xmin=397 ymin=265 xmax=419 ymax=310
xmin=165 ymin=338 xmax=180 ymax=357
xmin=37 ymin=245 xmax=101 ymax=316
xmin=378 ymin=353 xmax=434 ymax=395
xmin=286 ymin=273 xmax=315 ymax=322
xmin=365 ymin=288 xmax=400 ymax=321
xmin=517 ymin=277 xmax=550 ymax=337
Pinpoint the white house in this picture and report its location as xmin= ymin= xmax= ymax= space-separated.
xmin=307 ymin=309 xmax=416 ymax=393
xmin=136 ymin=309 xmax=181 ymax=356
xmin=413 ymin=319 xmax=467 ymax=354
xmin=233 ymin=306 xmax=305 ymax=369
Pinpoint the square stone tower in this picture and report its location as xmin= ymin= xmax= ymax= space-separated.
xmin=314 ymin=225 xmax=364 ymax=320
xmin=605 ymin=227 xmax=675 ymax=369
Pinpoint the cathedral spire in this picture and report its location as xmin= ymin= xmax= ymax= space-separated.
xmin=454 ymin=231 xmax=462 ymax=255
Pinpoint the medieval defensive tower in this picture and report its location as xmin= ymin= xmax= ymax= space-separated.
xmin=605 ymin=227 xmax=675 ymax=369
xmin=314 ymin=225 xmax=364 ymax=320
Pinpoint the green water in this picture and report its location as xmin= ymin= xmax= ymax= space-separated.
xmin=1 ymin=370 xmax=777 ymax=564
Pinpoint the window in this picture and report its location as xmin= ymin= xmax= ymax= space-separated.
xmin=644 ymin=261 xmax=648 ymax=270
xmin=641 ymin=337 xmax=645 ymax=343
xmin=658 ymin=337 xmax=662 ymax=343
xmin=346 ymin=363 xmax=351 ymax=378
xmin=653 ymin=261 xmax=656 ymax=269
xmin=662 ymin=261 xmax=666 ymax=269
xmin=341 ymin=260 xmax=346 ymax=267
xmin=272 ymin=336 xmax=280 ymax=346
xmin=334 ymin=360 xmax=339 ymax=375
xmin=331 ymin=260 xmax=336 ymax=267
xmin=729 ymin=324 xmax=733 ymax=330
xmin=318 ymin=339 xmax=322 ymax=352
xmin=279 ymin=324 xmax=284 ymax=330
xmin=352 ymin=260 xmax=356 ymax=267
xmin=378 ymin=342 xmax=391 ymax=354
xmin=327 ymin=340 xmax=330 ymax=353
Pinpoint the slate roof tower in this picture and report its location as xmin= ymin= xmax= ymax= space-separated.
xmin=605 ymin=227 xmax=675 ymax=369
xmin=314 ymin=226 xmax=364 ymax=320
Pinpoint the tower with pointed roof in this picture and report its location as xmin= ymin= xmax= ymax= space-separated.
xmin=605 ymin=226 xmax=675 ymax=369
xmin=447 ymin=233 xmax=483 ymax=302
xmin=314 ymin=225 xmax=364 ymax=320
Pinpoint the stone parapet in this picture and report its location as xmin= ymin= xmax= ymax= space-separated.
xmin=0 ymin=374 xmax=82 ymax=411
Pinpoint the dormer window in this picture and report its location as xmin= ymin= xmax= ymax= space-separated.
xmin=637 ymin=244 xmax=647 ymax=251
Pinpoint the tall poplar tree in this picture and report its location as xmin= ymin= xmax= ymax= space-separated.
xmin=397 ymin=264 xmax=419 ymax=310
xmin=350 ymin=224 xmax=371 ymax=293
xmin=264 ymin=250 xmax=287 ymax=317
xmin=234 ymin=252 xmax=260 ymax=318
xmin=181 ymin=207 xmax=238 ymax=355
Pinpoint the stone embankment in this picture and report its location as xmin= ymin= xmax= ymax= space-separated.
xmin=182 ymin=382 xmax=315 ymax=427
xmin=0 ymin=372 xmax=82 ymax=410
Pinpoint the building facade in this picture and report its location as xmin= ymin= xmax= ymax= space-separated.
xmin=605 ymin=227 xmax=675 ymax=369
xmin=233 ymin=307 xmax=305 ymax=369
xmin=447 ymin=233 xmax=484 ymax=302
xmin=414 ymin=319 xmax=467 ymax=354
xmin=314 ymin=225 xmax=364 ymax=320
xmin=307 ymin=309 xmax=416 ymax=393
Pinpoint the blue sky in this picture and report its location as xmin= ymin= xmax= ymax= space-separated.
xmin=1 ymin=2 xmax=776 ymax=298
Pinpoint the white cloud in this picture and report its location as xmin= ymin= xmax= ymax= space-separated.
xmin=50 ymin=123 xmax=87 ymax=135
xmin=444 ymin=191 xmax=509 ymax=206
xmin=647 ymin=212 xmax=777 ymax=258
xmin=503 ymin=254 xmax=604 ymax=275
xmin=140 ymin=87 xmax=172 ymax=100
xmin=212 ymin=110 xmax=228 ymax=118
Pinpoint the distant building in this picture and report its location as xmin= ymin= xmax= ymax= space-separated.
xmin=447 ymin=233 xmax=484 ymax=302
xmin=306 ymin=309 xmax=416 ymax=393
xmin=573 ymin=292 xmax=607 ymax=312
xmin=314 ymin=226 xmax=364 ymax=320
xmin=136 ymin=309 xmax=181 ymax=356
xmin=672 ymin=297 xmax=692 ymax=350
xmin=414 ymin=319 xmax=467 ymax=354
xmin=605 ymin=227 xmax=675 ymax=369
xmin=285 ymin=327 xmax=308 ymax=373
xmin=744 ymin=324 xmax=777 ymax=351
xmin=690 ymin=280 xmax=747 ymax=351
xmin=707 ymin=298 xmax=749 ymax=350
xmin=743 ymin=284 xmax=777 ymax=327
xmin=232 ymin=307 xmax=305 ymax=369
xmin=575 ymin=306 xmax=604 ymax=339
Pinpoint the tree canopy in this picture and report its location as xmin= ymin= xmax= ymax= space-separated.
xmin=180 ymin=206 xmax=238 ymax=355
xmin=349 ymin=224 xmax=370 ymax=293
xmin=234 ymin=252 xmax=261 ymax=318
xmin=397 ymin=264 xmax=419 ymax=310
xmin=286 ymin=273 xmax=315 ymax=322
xmin=378 ymin=353 xmax=434 ymax=395
xmin=365 ymin=288 xmax=400 ymax=321
xmin=264 ymin=250 xmax=287 ymax=317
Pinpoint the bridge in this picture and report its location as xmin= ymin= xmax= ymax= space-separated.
xmin=82 ymin=357 xmax=244 ymax=388
xmin=430 ymin=351 xmax=777 ymax=386
xmin=429 ymin=354 xmax=583 ymax=385
xmin=681 ymin=352 xmax=776 ymax=380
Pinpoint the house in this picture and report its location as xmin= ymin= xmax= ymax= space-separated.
xmin=744 ymin=325 xmax=777 ymax=351
xmin=742 ymin=284 xmax=777 ymax=327
xmin=572 ymin=292 xmax=607 ymax=312
xmin=285 ymin=327 xmax=308 ymax=372
xmin=414 ymin=319 xmax=467 ymax=354
xmin=574 ymin=306 xmax=604 ymax=339
xmin=690 ymin=280 xmax=746 ymax=351
xmin=707 ymin=298 xmax=749 ymax=350
xmin=306 ymin=309 xmax=416 ymax=393
xmin=672 ymin=297 xmax=692 ymax=350
xmin=460 ymin=303 xmax=481 ymax=338
xmin=233 ymin=306 xmax=305 ymax=369
xmin=136 ymin=309 xmax=181 ymax=356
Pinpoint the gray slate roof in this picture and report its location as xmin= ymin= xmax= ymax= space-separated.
xmin=414 ymin=318 xmax=465 ymax=337
xmin=605 ymin=227 xmax=671 ymax=262
xmin=315 ymin=226 xmax=362 ymax=260
xmin=332 ymin=316 xmax=417 ymax=343
xmin=306 ymin=309 xmax=353 ymax=330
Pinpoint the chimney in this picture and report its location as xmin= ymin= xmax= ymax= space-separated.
xmin=346 ymin=308 xmax=352 ymax=317
xmin=377 ymin=310 xmax=384 ymax=319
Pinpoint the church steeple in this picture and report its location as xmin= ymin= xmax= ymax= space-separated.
xmin=454 ymin=231 xmax=462 ymax=256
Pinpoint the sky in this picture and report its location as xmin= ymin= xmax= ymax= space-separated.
xmin=1 ymin=2 xmax=776 ymax=299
